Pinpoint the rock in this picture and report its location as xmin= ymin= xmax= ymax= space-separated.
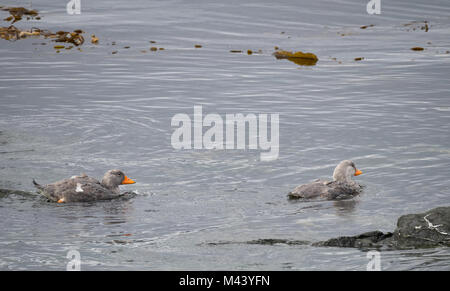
xmin=313 ymin=231 xmax=393 ymax=248
xmin=314 ymin=206 xmax=450 ymax=249
xmin=392 ymin=206 xmax=450 ymax=249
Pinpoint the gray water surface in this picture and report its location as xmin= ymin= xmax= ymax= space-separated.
xmin=0 ymin=0 xmax=450 ymax=270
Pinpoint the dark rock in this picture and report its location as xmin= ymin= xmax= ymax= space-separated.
xmin=391 ymin=206 xmax=450 ymax=249
xmin=315 ymin=206 xmax=450 ymax=249
xmin=246 ymin=239 xmax=309 ymax=246
xmin=313 ymin=231 xmax=393 ymax=248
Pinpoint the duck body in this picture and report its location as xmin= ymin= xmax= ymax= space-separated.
xmin=288 ymin=160 xmax=363 ymax=200
xmin=33 ymin=170 xmax=135 ymax=203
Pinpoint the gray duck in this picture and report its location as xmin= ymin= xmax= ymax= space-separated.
xmin=288 ymin=160 xmax=363 ymax=200
xmin=33 ymin=169 xmax=136 ymax=203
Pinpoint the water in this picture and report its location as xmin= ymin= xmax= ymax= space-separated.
xmin=1 ymin=0 xmax=450 ymax=270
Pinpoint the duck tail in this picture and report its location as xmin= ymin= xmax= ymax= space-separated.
xmin=33 ymin=179 xmax=54 ymax=200
xmin=32 ymin=179 xmax=44 ymax=191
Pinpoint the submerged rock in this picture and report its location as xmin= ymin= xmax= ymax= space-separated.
xmin=314 ymin=206 xmax=450 ymax=249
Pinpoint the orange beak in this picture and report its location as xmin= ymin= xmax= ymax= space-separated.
xmin=121 ymin=175 xmax=136 ymax=184
xmin=354 ymin=169 xmax=363 ymax=176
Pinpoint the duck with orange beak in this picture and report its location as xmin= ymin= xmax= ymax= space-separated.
xmin=33 ymin=169 xmax=136 ymax=203
xmin=288 ymin=160 xmax=363 ymax=200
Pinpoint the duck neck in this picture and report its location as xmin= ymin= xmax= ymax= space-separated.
xmin=101 ymin=180 xmax=120 ymax=194
xmin=333 ymin=170 xmax=355 ymax=184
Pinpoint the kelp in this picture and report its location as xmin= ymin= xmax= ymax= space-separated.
xmin=0 ymin=24 xmax=85 ymax=45
xmin=1 ymin=7 xmax=39 ymax=24
xmin=91 ymin=34 xmax=99 ymax=44
xmin=1 ymin=7 xmax=86 ymax=46
xmin=360 ymin=24 xmax=374 ymax=29
xmin=0 ymin=25 xmax=39 ymax=40
xmin=403 ymin=21 xmax=429 ymax=32
xmin=273 ymin=50 xmax=318 ymax=66
xmin=52 ymin=30 xmax=85 ymax=46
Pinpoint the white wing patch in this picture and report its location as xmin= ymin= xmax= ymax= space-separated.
xmin=76 ymin=183 xmax=84 ymax=193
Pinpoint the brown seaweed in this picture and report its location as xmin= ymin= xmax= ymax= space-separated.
xmin=273 ymin=50 xmax=318 ymax=66
xmin=1 ymin=7 xmax=39 ymax=24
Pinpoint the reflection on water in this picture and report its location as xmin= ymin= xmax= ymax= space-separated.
xmin=0 ymin=0 xmax=450 ymax=270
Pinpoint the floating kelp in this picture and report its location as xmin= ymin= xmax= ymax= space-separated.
xmin=91 ymin=34 xmax=99 ymax=44
xmin=0 ymin=25 xmax=85 ymax=46
xmin=360 ymin=24 xmax=374 ymax=29
xmin=0 ymin=25 xmax=40 ymax=40
xmin=354 ymin=57 xmax=364 ymax=61
xmin=52 ymin=30 xmax=84 ymax=46
xmin=411 ymin=46 xmax=424 ymax=51
xmin=1 ymin=7 xmax=88 ymax=48
xmin=229 ymin=50 xmax=242 ymax=53
xmin=403 ymin=21 xmax=429 ymax=32
xmin=273 ymin=50 xmax=318 ymax=66
xmin=1 ymin=7 xmax=39 ymax=24
xmin=0 ymin=25 xmax=21 ymax=40
xmin=194 ymin=44 xmax=202 ymax=48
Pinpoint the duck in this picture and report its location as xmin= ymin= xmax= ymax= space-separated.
xmin=33 ymin=169 xmax=136 ymax=203
xmin=288 ymin=160 xmax=363 ymax=200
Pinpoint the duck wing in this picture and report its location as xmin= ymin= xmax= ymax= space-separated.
xmin=57 ymin=181 xmax=118 ymax=202
xmin=326 ymin=181 xmax=362 ymax=200
xmin=288 ymin=179 xmax=332 ymax=199
xmin=288 ymin=180 xmax=361 ymax=200
xmin=34 ymin=174 xmax=113 ymax=202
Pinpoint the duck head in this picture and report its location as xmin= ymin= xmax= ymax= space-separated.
xmin=332 ymin=160 xmax=362 ymax=184
xmin=101 ymin=169 xmax=136 ymax=193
